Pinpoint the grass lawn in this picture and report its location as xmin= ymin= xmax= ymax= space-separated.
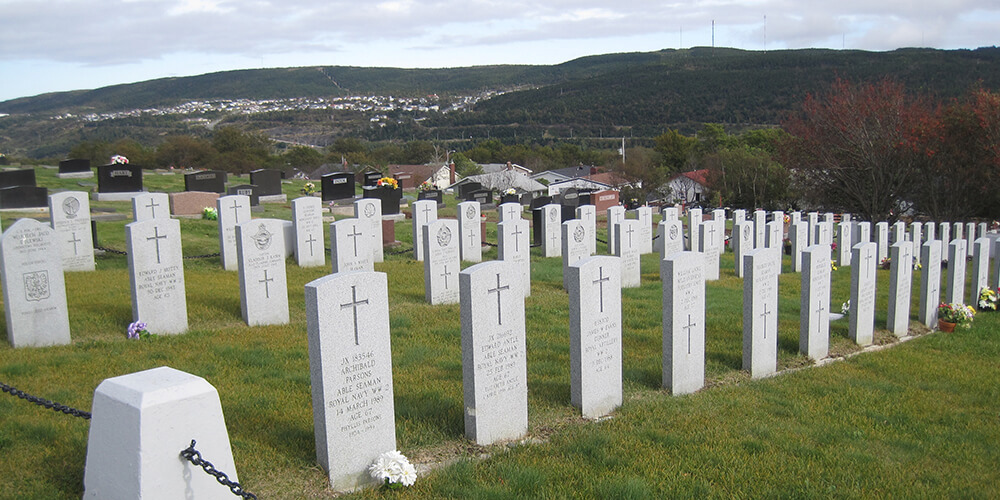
xmin=1 ymin=166 xmax=998 ymax=498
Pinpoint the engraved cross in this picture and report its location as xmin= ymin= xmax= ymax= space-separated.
xmin=340 ymin=285 xmax=369 ymax=345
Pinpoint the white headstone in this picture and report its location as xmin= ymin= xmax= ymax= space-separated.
xmin=662 ymin=206 xmax=680 ymax=221
xmin=131 ymin=192 xmax=170 ymax=222
xmin=606 ymin=206 xmax=625 ymax=254
xmin=0 ymin=219 xmax=71 ymax=347
xmin=966 ymin=222 xmax=976 ymax=257
xmin=304 ymin=271 xmax=396 ymax=491
xmin=354 ymin=198 xmax=384 ymax=263
xmin=49 ymin=191 xmax=95 ymax=272
xmin=970 ymin=237 xmax=990 ymax=303
xmin=699 ymin=220 xmax=722 ymax=281
xmin=946 ymin=239 xmax=967 ymax=304
xmin=799 ymin=244 xmax=831 ymax=360
xmin=857 ymin=221 xmax=871 ymax=244
xmin=753 ymin=210 xmax=767 ymax=248
xmin=412 ymin=199 xmax=438 ymax=261
xmin=457 ymin=201 xmax=482 ymax=263
xmin=836 ymin=221 xmax=853 ymax=267
xmin=688 ymin=208 xmax=703 ymax=251
xmin=660 ymin=219 xmax=684 ymax=260
xmin=940 ymin=222 xmax=951 ymax=244
xmin=849 ymin=242 xmax=878 ymax=346
xmin=789 ymin=220 xmax=807 ymax=273
xmin=497 ymin=219 xmax=531 ymax=297
xmin=460 ymin=260 xmax=527 ymax=445
xmin=731 ymin=209 xmax=746 ymax=251
xmin=125 ymin=218 xmax=188 ymax=335
xmin=541 ymin=204 xmax=562 ymax=257
xmin=568 ymin=255 xmax=622 ymax=417
xmin=733 ymin=221 xmax=754 ymax=278
xmin=562 ymin=219 xmax=590 ymax=289
xmin=615 ymin=219 xmax=641 ymax=288
xmin=953 ymin=222 xmax=964 ymax=242
xmin=217 ymin=195 xmax=251 ymax=271
xmin=807 ymin=212 xmax=819 ymax=244
xmin=816 ymin=221 xmax=833 ymax=246
xmin=910 ymin=222 xmax=923 ymax=247
xmin=919 ymin=240 xmax=943 ymax=327
xmin=742 ymin=247 xmax=780 ymax=379
xmin=498 ymin=202 xmax=521 ymax=222
xmin=576 ymin=205 xmax=597 ymax=256
xmin=331 ymin=218 xmax=373 ymax=273
xmin=992 ymin=239 xmax=1000 ymax=290
xmin=236 ymin=219 xmax=289 ymax=326
xmin=292 ymin=196 xmax=325 ymax=267
xmin=712 ymin=209 xmax=727 ymax=253
xmin=887 ymin=241 xmax=914 ymax=337
xmin=925 ymin=221 xmax=936 ymax=242
xmin=891 ymin=221 xmax=906 ymax=245
xmin=83 ymin=367 xmax=239 ymax=499
xmin=662 ymin=251 xmax=705 ymax=394
xmin=423 ymin=219 xmax=461 ymax=305
xmin=875 ymin=221 xmax=890 ymax=263
xmin=636 ymin=206 xmax=653 ymax=255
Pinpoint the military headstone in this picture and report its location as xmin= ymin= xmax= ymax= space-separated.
xmin=699 ymin=220 xmax=722 ymax=281
xmin=576 ymin=205 xmax=597 ymax=256
xmin=423 ymin=219 xmax=461 ymax=305
xmin=292 ymin=196 xmax=325 ymax=267
xmin=235 ymin=219 xmax=289 ymax=326
xmin=800 ymin=244 xmax=831 ymax=360
xmin=661 ymin=251 xmax=706 ymax=395
xmin=970 ymin=237 xmax=990 ymax=302
xmin=353 ymin=198 xmax=384 ymax=263
xmin=541 ymin=204 xmax=562 ymax=258
xmin=568 ymin=255 xmax=623 ymax=417
xmin=849 ymin=242 xmax=878 ymax=346
xmin=733 ymin=221 xmax=754 ymax=278
xmin=742 ymin=247 xmax=780 ymax=379
xmin=606 ymin=205 xmax=625 ymax=253
xmin=217 ymin=195 xmax=251 ymax=271
xmin=498 ymin=219 xmax=531 ymax=297
xmin=457 ymin=201 xmax=482 ymax=263
xmin=635 ymin=206 xmax=653 ymax=255
xmin=836 ymin=221 xmax=853 ymax=267
xmin=688 ymin=208 xmax=703 ymax=251
xmin=562 ymin=219 xmax=590 ymax=290
xmin=0 ymin=219 xmax=71 ymax=347
xmin=789 ymin=220 xmax=807 ymax=273
xmin=48 ymin=191 xmax=95 ymax=272
xmin=615 ymin=219 xmax=641 ymax=288
xmin=330 ymin=218 xmax=372 ymax=274
xmin=875 ymin=222 xmax=890 ymax=262
xmin=131 ymin=192 xmax=170 ymax=222
xmin=125 ymin=218 xmax=188 ymax=335
xmin=660 ymin=218 xmax=684 ymax=259
xmin=946 ymin=239 xmax=967 ymax=304
xmin=918 ymin=240 xmax=943 ymax=327
xmin=886 ymin=241 xmax=914 ymax=337
xmin=411 ymin=199 xmax=438 ymax=261
xmin=753 ymin=210 xmax=767 ymax=248
xmin=498 ymin=202 xmax=521 ymax=222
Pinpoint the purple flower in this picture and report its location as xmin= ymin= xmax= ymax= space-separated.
xmin=127 ymin=321 xmax=148 ymax=339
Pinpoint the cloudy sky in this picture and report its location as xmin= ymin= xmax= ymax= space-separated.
xmin=1 ymin=0 xmax=998 ymax=102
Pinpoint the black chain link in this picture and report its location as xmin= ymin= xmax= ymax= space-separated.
xmin=0 ymin=382 xmax=91 ymax=419
xmin=481 ymin=241 xmax=498 ymax=248
xmin=94 ymin=245 xmax=127 ymax=255
xmin=386 ymin=246 xmax=414 ymax=255
xmin=596 ymin=237 xmax=608 ymax=245
xmin=95 ymin=246 xmax=220 ymax=260
xmin=180 ymin=440 xmax=257 ymax=499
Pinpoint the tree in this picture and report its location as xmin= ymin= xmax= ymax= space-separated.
xmin=704 ymin=145 xmax=790 ymax=210
xmin=210 ymin=126 xmax=273 ymax=173
xmin=653 ymin=129 xmax=696 ymax=172
xmin=611 ymin=146 xmax=664 ymax=202
xmin=155 ymin=135 xmax=215 ymax=169
xmin=281 ymin=145 xmax=324 ymax=171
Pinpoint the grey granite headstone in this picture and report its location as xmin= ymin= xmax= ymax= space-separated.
xmin=753 ymin=210 xmax=767 ymax=248
xmin=966 ymin=222 xmax=976 ymax=257
xmin=875 ymin=222 xmax=889 ymax=262
xmin=353 ymin=198 xmax=384 ymax=263
xmin=731 ymin=209 xmax=746 ymax=251
xmin=331 ymin=218 xmax=373 ymax=274
xmin=457 ymin=201 xmax=482 ymax=263
xmin=562 ymin=219 xmax=590 ymax=289
xmin=412 ymin=199 xmax=438 ymax=261
xmin=970 ymin=237 xmax=990 ymax=302
xmin=48 ymin=191 xmax=95 ymax=272
xmin=423 ymin=219 xmax=461 ymax=305
xmin=816 ymin=221 xmax=833 ymax=246
xmin=687 ymin=208 xmax=702 ymax=251
xmin=0 ymin=219 xmax=71 ymax=347
xmin=886 ymin=241 xmax=914 ymax=337
xmin=217 ymin=195 xmax=251 ymax=271
xmin=807 ymin=212 xmax=819 ymax=244
xmin=742 ymin=247 xmax=780 ymax=379
xmin=940 ymin=222 xmax=951 ymax=244
xmin=125 ymin=218 xmax=188 ymax=335
xmin=615 ymin=219 xmax=641 ymax=288
xmin=918 ymin=240 xmax=943 ymax=327
xmin=849 ymin=242 xmax=878 ymax=346
xmin=304 ymin=271 xmax=396 ymax=492
xmin=498 ymin=202 xmax=521 ymax=223
xmin=498 ymin=219 xmax=531 ymax=297
xmin=235 ymin=218 xmax=289 ymax=326
xmin=576 ymin=205 xmax=597 ymax=256
xmin=660 ymin=218 xmax=684 ymax=260
xmin=910 ymin=222 xmax=923 ymax=247
xmin=131 ymin=192 xmax=170 ymax=222
xmin=800 ymin=244 xmax=831 ymax=360
xmin=606 ymin=206 xmax=625 ymax=254
xmin=635 ymin=206 xmax=653 ymax=255
xmin=661 ymin=251 xmax=705 ymax=394
xmin=541 ymin=204 xmax=562 ymax=257
xmin=733 ymin=221 xmax=754 ymax=278
xmin=789 ymin=220 xmax=807 ymax=273
xmin=569 ymin=255 xmax=622 ymax=417
xmin=946 ymin=239 xmax=967 ymax=304
xmin=699 ymin=220 xmax=722 ymax=281
xmin=460 ymin=260 xmax=527 ymax=445
xmin=836 ymin=221 xmax=853 ymax=267
xmin=292 ymin=196 xmax=325 ymax=268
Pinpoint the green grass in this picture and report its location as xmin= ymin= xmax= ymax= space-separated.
xmin=1 ymin=167 xmax=998 ymax=498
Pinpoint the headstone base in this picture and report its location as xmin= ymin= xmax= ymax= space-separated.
xmin=382 ymin=213 xmax=406 ymax=222
xmin=258 ymin=194 xmax=288 ymax=203
xmin=93 ymin=191 xmax=145 ymax=202
xmin=382 ymin=219 xmax=396 ymax=244
xmin=57 ymin=171 xmax=94 ymax=179
xmin=0 ymin=206 xmax=47 ymax=213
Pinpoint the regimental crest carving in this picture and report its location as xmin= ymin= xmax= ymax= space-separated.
xmin=743 ymin=225 xmax=752 ymax=241
xmin=23 ymin=271 xmax=50 ymax=302
xmin=62 ymin=197 xmax=80 ymax=219
xmin=573 ymin=225 xmax=585 ymax=243
xmin=465 ymin=205 xmax=477 ymax=220
xmin=437 ymin=225 xmax=453 ymax=247
xmin=252 ymin=223 xmax=273 ymax=251
xmin=364 ymin=202 xmax=376 ymax=218
xmin=548 ymin=209 xmax=557 ymax=222
xmin=669 ymin=224 xmax=679 ymax=240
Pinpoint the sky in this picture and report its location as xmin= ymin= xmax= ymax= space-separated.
xmin=1 ymin=0 xmax=998 ymax=102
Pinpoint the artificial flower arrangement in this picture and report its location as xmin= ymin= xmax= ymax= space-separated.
xmin=126 ymin=321 xmax=151 ymax=339
xmin=503 ymin=188 xmax=517 ymax=196
xmin=978 ymin=287 xmax=999 ymax=311
xmin=377 ymin=177 xmax=399 ymax=189
xmin=841 ymin=299 xmax=850 ymax=316
xmin=880 ymin=257 xmax=892 ymax=270
xmin=110 ymin=155 xmax=129 ymax=165
xmin=369 ymin=450 xmax=416 ymax=489
xmin=419 ymin=180 xmax=436 ymax=192
xmin=202 ymin=207 xmax=218 ymax=220
xmin=831 ymin=260 xmax=838 ymax=272
xmin=300 ymin=182 xmax=316 ymax=196
xmin=938 ymin=302 xmax=975 ymax=328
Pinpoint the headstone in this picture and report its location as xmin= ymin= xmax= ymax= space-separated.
xmin=498 ymin=202 xmax=521 ymax=222
xmin=497 ymin=219 xmax=531 ymax=297
xmin=660 ymin=218 xmax=684 ymax=259
xmin=816 ymin=221 xmax=833 ymax=245
xmin=0 ymin=167 xmax=37 ymax=189
xmin=362 ymin=171 xmax=383 ymax=187
xmin=615 ymin=219 xmax=641 ymax=288
xmin=823 ymin=212 xmax=835 ymax=223
xmin=807 ymin=212 xmax=819 ymax=244
xmin=0 ymin=185 xmax=48 ymax=208
xmin=457 ymin=201 xmax=482 ymax=263
xmin=48 ymin=191 xmax=95 ymax=272
xmin=469 ymin=189 xmax=493 ymax=206
xmin=235 ymin=218 xmax=289 ymax=326
xmin=953 ymin=222 xmax=964 ymax=242
xmin=742 ymin=247 xmax=780 ymax=379
xmin=688 ymin=208 xmax=703 ymax=251
xmin=541 ymin=204 xmax=562 ymax=257
xmin=925 ymin=222 xmax=936 ymax=242
xmin=576 ymin=205 xmax=597 ymax=256
xmin=699 ymin=220 xmax=722 ymax=281
xmin=789 ymin=220 xmax=807 ymax=273
xmin=168 ymin=191 xmax=220 ymax=216
xmin=125 ymin=218 xmax=188 ymax=335
xmin=910 ymin=222 xmax=923 ymax=247
xmin=460 ymin=260 xmax=527 ymax=445
xmin=562 ymin=219 xmax=590 ymax=290
xmin=993 ymin=239 xmax=1000 ymax=289
xmin=712 ymin=209 xmax=727 ymax=253
xmin=330 ymin=218 xmax=372 ymax=274
xmin=353 ymin=198 xmax=384 ymax=263
xmin=423 ymin=219 xmax=461 ymax=305
xmin=635 ymin=206 xmax=653 ymax=255
xmin=970 ymin=237 xmax=990 ymax=302
xmin=304 ymin=271 xmax=396 ymax=491
xmin=83 ymin=367 xmax=239 ymax=499
xmin=292 ymin=196 xmax=325 ymax=267
xmin=216 ymin=195 xmax=251 ymax=271
xmin=568 ymin=255 xmax=622 ymax=417
xmin=226 ymin=184 xmax=260 ymax=206
xmin=661 ymin=251 xmax=705 ymax=395
xmin=131 ymin=192 xmax=170 ymax=222
xmin=940 ymin=222 xmax=951 ymax=244
xmin=97 ymin=163 xmax=142 ymax=193
xmin=417 ymin=189 xmax=444 ymax=208
xmin=250 ymin=168 xmax=283 ymax=196
xmin=918 ymin=240 xmax=943 ymax=327
xmin=281 ymin=220 xmax=294 ymax=258
xmin=58 ymin=159 xmax=93 ymax=178
xmin=731 ymin=209 xmax=747 ymax=252
xmin=184 ymin=170 xmax=226 ymax=193
xmin=978 ymin=222 xmax=987 ymax=239
xmin=0 ymin=219 xmax=71 ymax=347
xmin=875 ymin=222 xmax=889 ymax=262
xmin=849 ymin=242 xmax=878 ymax=346
xmin=946 ymin=239 xmax=967 ymax=304
xmin=856 ymin=221 xmax=871 ymax=244
xmin=886 ymin=241 xmax=914 ymax=337
xmin=836 ymin=221 xmax=853 ymax=267
xmin=799 ymin=244 xmax=831 ymax=360
xmin=753 ymin=210 xmax=767 ymax=248
xmin=765 ymin=219 xmax=783 ymax=252
xmin=966 ymin=222 xmax=977 ymax=257
xmin=733 ymin=221 xmax=754 ymax=278
xmin=662 ymin=206 xmax=680 ymax=221
xmin=411 ymin=199 xmax=438 ymax=261
xmin=559 ymin=188 xmax=580 ymax=220
xmin=606 ymin=206 xmax=625 ymax=253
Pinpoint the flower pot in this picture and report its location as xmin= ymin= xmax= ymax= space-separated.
xmin=938 ymin=319 xmax=957 ymax=332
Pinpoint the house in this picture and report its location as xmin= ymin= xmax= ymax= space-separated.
xmin=531 ymin=165 xmax=602 ymax=186
xmin=388 ymin=163 xmax=457 ymax=190
xmin=546 ymin=177 xmax=613 ymax=197
xmin=666 ymin=169 xmax=709 ymax=205
xmin=480 ymin=162 xmax=532 ymax=176
xmin=450 ymin=170 xmax=547 ymax=196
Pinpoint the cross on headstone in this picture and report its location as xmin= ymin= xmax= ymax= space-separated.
xmin=347 ymin=224 xmax=363 ymax=258
xmin=420 ymin=203 xmax=433 ymax=221
xmin=305 ymin=233 xmax=317 ymax=257
xmin=760 ymin=303 xmax=772 ymax=339
xmin=815 ymin=297 xmax=826 ymax=317
xmin=549 ymin=232 xmax=559 ymax=248
xmin=487 ymin=273 xmax=510 ymax=325
xmin=625 ymin=224 xmax=635 ymax=247
xmin=68 ymin=232 xmax=81 ymax=256
xmin=146 ymin=226 xmax=167 ymax=264
xmin=512 ymin=225 xmax=523 ymax=252
xmin=706 ymin=224 xmax=717 ymax=246
xmin=683 ymin=314 xmax=697 ymax=355
xmin=864 ymin=251 xmax=874 ymax=278
xmin=440 ymin=264 xmax=452 ymax=290
xmin=230 ymin=198 xmax=243 ymax=223
xmin=592 ymin=266 xmax=610 ymax=313
xmin=468 ymin=229 xmax=477 ymax=247
xmin=259 ymin=269 xmax=274 ymax=299
xmin=340 ymin=285 xmax=370 ymax=345
xmin=145 ymin=197 xmax=160 ymax=219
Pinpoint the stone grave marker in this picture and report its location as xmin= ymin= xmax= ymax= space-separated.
xmin=48 ymin=191 xmax=95 ymax=272
xmin=0 ymin=218 xmax=71 ymax=347
xmin=875 ymin=222 xmax=890 ymax=262
xmin=0 ymin=185 xmax=48 ymax=209
xmin=457 ymin=201 xmax=482 ymax=263
xmin=541 ymin=204 xmax=562 ymax=257
xmin=606 ymin=205 xmax=625 ymax=253
xmin=766 ymin=219 xmax=783 ymax=254
xmin=940 ymin=222 xmax=951 ymax=244
xmin=662 ymin=206 xmax=680 ymax=221
xmin=887 ymin=241 xmax=914 ymax=337
xmin=250 ymin=168 xmax=283 ymax=197
xmin=576 ymin=205 xmax=597 ymax=256
xmin=800 ymin=244 xmax=831 ymax=360
xmin=321 ymin=172 xmax=355 ymax=202
xmin=970 ymin=237 xmax=990 ymax=301
xmin=966 ymin=222 xmax=977 ymax=257
xmin=816 ymin=221 xmax=833 ymax=246
xmin=807 ymin=212 xmax=819 ymax=244
xmin=789 ymin=220 xmax=807 ymax=273
xmin=235 ymin=218 xmax=289 ymax=326
xmin=125 ymin=218 xmax=188 ymax=335
xmin=753 ymin=210 xmax=767 ymax=248
xmin=836 ymin=221 xmax=853 ymax=267
xmin=946 ymin=239 xmax=967 ymax=304
xmin=168 ymin=191 xmax=219 ymax=216
xmin=688 ymin=207 xmax=703 ymax=251
xmin=615 ymin=219 xmax=641 ymax=288
xmin=660 ymin=218 xmax=684 ymax=259
xmin=712 ymin=209 xmax=727 ymax=253
xmin=699 ymin=220 xmax=722 ymax=280
xmin=96 ymin=163 xmax=142 ymax=196
xmin=304 ymin=271 xmax=396 ymax=492
xmin=411 ymin=199 xmax=438 ymax=261
xmin=925 ymin=222 xmax=936 ymax=242
xmin=993 ymin=239 xmax=1000 ymax=289
xmin=184 ymin=169 xmax=227 ymax=193
xmin=743 ymin=247 xmax=780 ymax=379
xmin=857 ymin=221 xmax=871 ymax=245
xmin=353 ymin=198 xmax=384 ymax=263
xmin=733 ymin=221 xmax=754 ymax=278
xmin=498 ymin=218 xmax=531 ymax=297
xmin=330 ymin=218 xmax=372 ymax=274
xmin=131 ymin=192 xmax=170 ymax=222
xmin=226 ymin=184 xmax=260 ymax=206
xmin=58 ymin=158 xmax=92 ymax=178
xmin=823 ymin=212 xmax=835 ymax=223
xmin=953 ymin=222 xmax=964 ymax=242
xmin=918 ymin=240 xmax=943 ymax=327
xmin=423 ymin=219 xmax=461 ymax=305
xmin=635 ymin=206 xmax=653 ymax=254
xmin=562 ymin=219 xmax=590 ymax=289
xmin=910 ymin=222 xmax=923 ymax=247
xmin=460 ymin=260 xmax=527 ymax=445
xmin=849 ymin=242 xmax=878 ymax=346
xmin=568 ymin=255 xmax=623 ymax=417
xmin=292 ymin=196 xmax=325 ymax=267
xmin=661 ymin=251 xmax=705 ymax=395
xmin=498 ymin=202 xmax=521 ymax=222
xmin=217 ymin=195 xmax=251 ymax=271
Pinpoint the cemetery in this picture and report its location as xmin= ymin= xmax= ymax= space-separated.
xmin=1 ymin=166 xmax=999 ymax=497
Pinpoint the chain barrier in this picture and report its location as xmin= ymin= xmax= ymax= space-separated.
xmin=481 ymin=241 xmax=498 ymax=248
xmin=0 ymin=382 xmax=92 ymax=420
xmin=94 ymin=245 xmax=128 ymax=256
xmin=180 ymin=440 xmax=257 ymax=499
xmin=386 ymin=246 xmax=415 ymax=255
xmin=596 ymin=237 xmax=608 ymax=245
xmin=95 ymin=246 xmax=220 ymax=260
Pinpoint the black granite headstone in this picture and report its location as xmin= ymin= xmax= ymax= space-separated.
xmin=417 ymin=189 xmax=443 ymax=204
xmin=0 ymin=168 xmax=36 ymax=189
xmin=322 ymin=172 xmax=356 ymax=201
xmin=560 ymin=188 xmax=580 ymax=221
xmin=227 ymin=184 xmax=261 ymax=206
xmin=184 ymin=170 xmax=227 ymax=193
xmin=529 ymin=195 xmax=553 ymax=211
xmin=361 ymin=185 xmax=401 ymax=215
xmin=249 ymin=169 xmax=282 ymax=196
xmin=532 ymin=208 xmax=543 ymax=246
xmin=58 ymin=159 xmax=91 ymax=175
xmin=97 ymin=164 xmax=143 ymax=193
xmin=469 ymin=189 xmax=493 ymax=206
xmin=460 ymin=182 xmax=483 ymax=200
xmin=0 ymin=185 xmax=48 ymax=209
xmin=362 ymin=172 xmax=382 ymax=187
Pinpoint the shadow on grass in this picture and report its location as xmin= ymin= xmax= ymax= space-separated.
xmin=624 ymin=366 xmax=660 ymax=389
xmin=394 ymin=389 xmax=464 ymax=439
xmin=707 ymin=349 xmax=742 ymax=371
